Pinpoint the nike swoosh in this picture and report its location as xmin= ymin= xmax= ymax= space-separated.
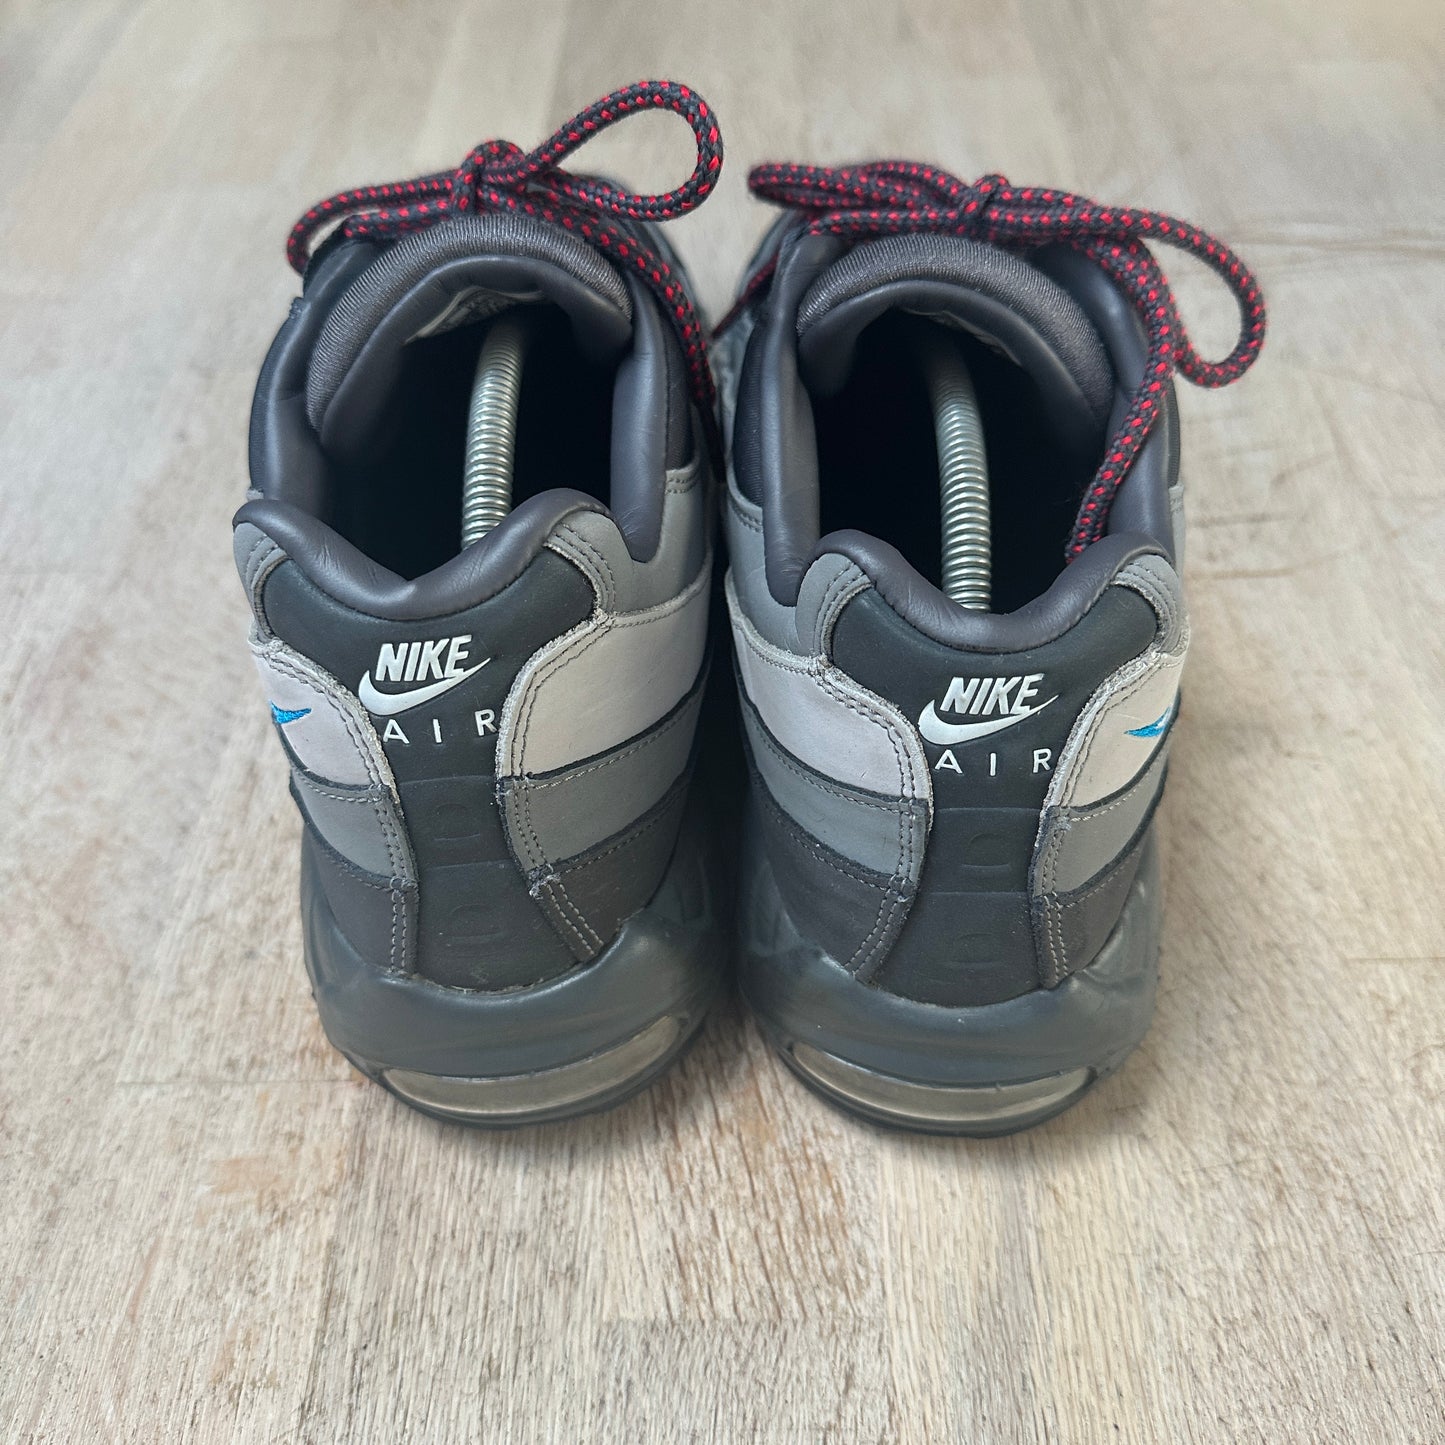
xmin=918 ymin=695 xmax=1058 ymax=746
xmin=1126 ymin=700 xmax=1176 ymax=738
xmin=357 ymin=659 xmax=490 ymax=716
xmin=270 ymin=703 xmax=312 ymax=726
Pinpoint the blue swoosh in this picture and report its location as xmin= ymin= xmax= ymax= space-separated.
xmin=1126 ymin=701 xmax=1174 ymax=738
xmin=271 ymin=703 xmax=312 ymax=726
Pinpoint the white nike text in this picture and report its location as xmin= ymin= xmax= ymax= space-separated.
xmin=358 ymin=635 xmax=490 ymax=716
xmin=919 ymin=674 xmax=1058 ymax=749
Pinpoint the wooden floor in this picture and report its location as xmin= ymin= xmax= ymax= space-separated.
xmin=3 ymin=0 xmax=1443 ymax=1439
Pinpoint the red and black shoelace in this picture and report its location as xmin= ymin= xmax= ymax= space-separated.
xmin=288 ymin=93 xmax=1265 ymax=565
xmin=286 ymin=80 xmax=724 ymax=461
xmin=727 ymin=162 xmax=1267 ymax=560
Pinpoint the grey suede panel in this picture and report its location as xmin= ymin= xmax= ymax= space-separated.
xmin=501 ymin=675 xmax=703 ymax=871
xmin=795 ymin=554 xmax=869 ymax=656
xmin=1043 ymin=570 xmax=1187 ymax=810
xmin=497 ymin=555 xmax=710 ymax=777
xmin=727 ymin=571 xmax=933 ymax=805
xmin=1034 ymin=741 xmax=1168 ymax=897
xmin=251 ymin=629 xmax=399 ymax=793
xmin=290 ymin=768 xmax=412 ymax=882
xmin=740 ymin=695 xmax=922 ymax=882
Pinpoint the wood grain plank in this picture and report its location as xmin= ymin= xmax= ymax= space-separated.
xmin=2 ymin=0 xmax=1442 ymax=1440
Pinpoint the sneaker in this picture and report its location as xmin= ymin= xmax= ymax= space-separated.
xmin=235 ymin=82 xmax=728 ymax=1126
xmin=718 ymin=164 xmax=1266 ymax=1134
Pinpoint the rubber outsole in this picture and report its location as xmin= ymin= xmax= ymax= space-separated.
xmin=740 ymin=831 xmax=1161 ymax=1137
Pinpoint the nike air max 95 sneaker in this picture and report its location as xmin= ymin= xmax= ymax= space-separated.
xmin=236 ymin=83 xmax=728 ymax=1125
xmin=718 ymin=165 xmax=1266 ymax=1133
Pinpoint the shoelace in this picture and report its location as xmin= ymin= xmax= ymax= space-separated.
xmin=726 ymin=162 xmax=1267 ymax=560
xmin=287 ymin=80 xmax=724 ymax=463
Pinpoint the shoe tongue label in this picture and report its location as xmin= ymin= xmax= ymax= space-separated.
xmin=405 ymin=287 xmax=542 ymax=342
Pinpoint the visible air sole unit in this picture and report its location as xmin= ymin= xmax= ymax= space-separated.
xmin=740 ymin=832 xmax=1161 ymax=1137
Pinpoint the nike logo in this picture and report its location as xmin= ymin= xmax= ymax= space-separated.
xmin=917 ymin=672 xmax=1058 ymax=747
xmin=358 ymin=659 xmax=489 ymax=716
xmin=1126 ymin=700 xmax=1176 ymax=738
xmin=270 ymin=704 xmax=311 ymax=726
xmin=918 ymin=695 xmax=1057 ymax=746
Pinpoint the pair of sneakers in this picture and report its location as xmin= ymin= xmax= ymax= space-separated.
xmin=237 ymin=81 xmax=1265 ymax=1135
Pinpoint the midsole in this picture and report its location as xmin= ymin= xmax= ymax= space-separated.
xmin=301 ymin=801 xmax=726 ymax=1079
xmin=382 ymin=1015 xmax=687 ymax=1119
xmin=740 ymin=831 xmax=1160 ymax=1087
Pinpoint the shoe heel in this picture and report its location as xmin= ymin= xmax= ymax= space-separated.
xmin=302 ymin=803 xmax=726 ymax=1128
xmin=743 ymin=833 xmax=1162 ymax=1137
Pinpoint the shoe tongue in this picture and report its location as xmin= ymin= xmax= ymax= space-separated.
xmin=306 ymin=215 xmax=635 ymax=466
xmin=794 ymin=233 xmax=1116 ymax=464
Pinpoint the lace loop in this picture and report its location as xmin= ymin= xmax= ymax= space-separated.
xmin=285 ymin=81 xmax=724 ymax=461
xmin=738 ymin=161 xmax=1267 ymax=557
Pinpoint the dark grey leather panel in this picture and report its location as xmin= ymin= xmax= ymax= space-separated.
xmin=533 ymin=771 xmax=692 ymax=962
xmin=749 ymin=763 xmax=914 ymax=979
xmin=1033 ymin=825 xmax=1152 ymax=987
xmin=917 ymin=801 xmax=1039 ymax=893
xmin=259 ymin=547 xmax=592 ymax=789
xmin=414 ymin=855 xmax=577 ymax=988
xmin=864 ymin=796 xmax=1042 ymax=1006
xmin=869 ymin=889 xmax=1038 ymax=1007
xmin=818 ymin=530 xmax=1161 ymax=653
xmin=824 ymin=579 xmax=1158 ymax=1005
xmin=401 ymin=773 xmax=508 ymax=864
xmin=301 ymin=825 xmax=416 ymax=975
xmin=236 ymin=491 xmax=605 ymax=620
xmin=399 ymin=772 xmax=574 ymax=988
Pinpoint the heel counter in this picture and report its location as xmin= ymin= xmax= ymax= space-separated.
xmin=824 ymin=556 xmax=1183 ymax=1005
xmin=237 ymin=522 xmax=595 ymax=987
